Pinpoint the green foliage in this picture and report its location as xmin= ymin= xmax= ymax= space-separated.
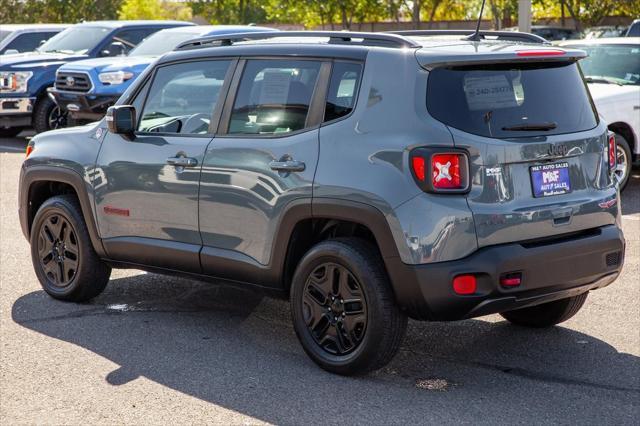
xmin=1 ymin=0 xmax=123 ymax=24
xmin=118 ymin=0 xmax=192 ymax=20
xmin=0 ymin=0 xmax=637 ymax=28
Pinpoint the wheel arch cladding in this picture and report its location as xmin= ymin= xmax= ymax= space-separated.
xmin=20 ymin=166 xmax=106 ymax=257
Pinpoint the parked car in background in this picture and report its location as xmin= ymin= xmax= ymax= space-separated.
xmin=626 ymin=19 xmax=640 ymax=37
xmin=560 ymin=37 xmax=640 ymax=190
xmin=584 ymin=26 xmax=627 ymax=39
xmin=505 ymin=25 xmax=581 ymax=41
xmin=0 ymin=24 xmax=68 ymax=55
xmin=52 ymin=25 xmax=277 ymax=126
xmin=0 ymin=20 xmax=193 ymax=136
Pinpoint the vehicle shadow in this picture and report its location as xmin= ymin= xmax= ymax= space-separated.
xmin=621 ymin=166 xmax=640 ymax=216
xmin=0 ymin=132 xmax=30 ymax=153
xmin=11 ymin=274 xmax=640 ymax=423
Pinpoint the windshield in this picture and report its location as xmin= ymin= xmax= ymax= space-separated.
xmin=571 ymin=44 xmax=640 ymax=86
xmin=129 ymin=30 xmax=201 ymax=57
xmin=0 ymin=30 xmax=11 ymax=42
xmin=427 ymin=62 xmax=598 ymax=139
xmin=39 ymin=26 xmax=110 ymax=55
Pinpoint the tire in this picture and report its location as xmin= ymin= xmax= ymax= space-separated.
xmin=500 ymin=292 xmax=588 ymax=328
xmin=290 ymin=238 xmax=407 ymax=375
xmin=30 ymin=194 xmax=111 ymax=302
xmin=33 ymin=96 xmax=67 ymax=133
xmin=0 ymin=127 xmax=24 ymax=138
xmin=614 ymin=133 xmax=632 ymax=191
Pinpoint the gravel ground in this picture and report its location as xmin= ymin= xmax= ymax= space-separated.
xmin=1 ymin=134 xmax=639 ymax=424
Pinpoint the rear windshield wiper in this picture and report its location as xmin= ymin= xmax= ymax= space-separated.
xmin=502 ymin=122 xmax=557 ymax=131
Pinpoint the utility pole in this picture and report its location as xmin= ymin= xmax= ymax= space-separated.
xmin=518 ymin=0 xmax=532 ymax=32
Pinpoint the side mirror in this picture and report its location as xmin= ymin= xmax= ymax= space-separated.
xmin=106 ymin=105 xmax=136 ymax=139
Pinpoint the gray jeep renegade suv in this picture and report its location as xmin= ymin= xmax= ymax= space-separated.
xmin=19 ymin=30 xmax=625 ymax=375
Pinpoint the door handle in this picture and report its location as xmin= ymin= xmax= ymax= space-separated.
xmin=269 ymin=160 xmax=306 ymax=172
xmin=167 ymin=156 xmax=198 ymax=168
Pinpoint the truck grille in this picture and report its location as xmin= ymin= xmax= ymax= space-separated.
xmin=55 ymin=72 xmax=92 ymax=93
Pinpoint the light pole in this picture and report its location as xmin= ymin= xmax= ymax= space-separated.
xmin=518 ymin=0 xmax=532 ymax=33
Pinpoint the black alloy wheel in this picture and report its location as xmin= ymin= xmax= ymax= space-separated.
xmin=47 ymin=104 xmax=68 ymax=130
xmin=36 ymin=212 xmax=79 ymax=286
xmin=303 ymin=262 xmax=368 ymax=355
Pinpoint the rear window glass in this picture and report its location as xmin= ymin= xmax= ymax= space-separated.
xmin=427 ymin=62 xmax=598 ymax=139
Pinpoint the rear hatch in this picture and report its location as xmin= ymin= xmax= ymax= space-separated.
xmin=423 ymin=52 xmax=617 ymax=247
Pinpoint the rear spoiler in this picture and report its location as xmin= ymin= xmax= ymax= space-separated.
xmin=416 ymin=47 xmax=588 ymax=71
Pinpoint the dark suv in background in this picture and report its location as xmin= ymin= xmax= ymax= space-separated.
xmin=20 ymin=31 xmax=625 ymax=375
xmin=0 ymin=20 xmax=193 ymax=136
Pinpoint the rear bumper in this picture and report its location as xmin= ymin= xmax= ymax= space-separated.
xmin=50 ymin=89 xmax=118 ymax=121
xmin=388 ymin=225 xmax=625 ymax=321
xmin=0 ymin=97 xmax=34 ymax=128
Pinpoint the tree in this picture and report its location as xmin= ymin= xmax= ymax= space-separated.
xmin=118 ymin=0 xmax=192 ymax=21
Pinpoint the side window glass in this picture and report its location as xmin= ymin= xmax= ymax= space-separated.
xmin=105 ymin=29 xmax=155 ymax=56
xmin=324 ymin=62 xmax=363 ymax=122
xmin=138 ymin=60 xmax=231 ymax=135
xmin=228 ymin=59 xmax=322 ymax=135
xmin=6 ymin=32 xmax=57 ymax=53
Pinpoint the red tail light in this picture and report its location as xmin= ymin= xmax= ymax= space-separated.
xmin=410 ymin=148 xmax=469 ymax=193
xmin=412 ymin=156 xmax=426 ymax=181
xmin=25 ymin=145 xmax=34 ymax=157
xmin=608 ymin=133 xmax=616 ymax=170
xmin=432 ymin=153 xmax=462 ymax=189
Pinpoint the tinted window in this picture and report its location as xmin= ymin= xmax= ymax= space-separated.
xmin=627 ymin=22 xmax=640 ymax=37
xmin=4 ymin=31 xmax=58 ymax=53
xmin=324 ymin=62 xmax=362 ymax=122
xmin=107 ymin=28 xmax=157 ymax=55
xmin=138 ymin=60 xmax=231 ymax=135
xmin=427 ymin=62 xmax=598 ymax=139
xmin=228 ymin=59 xmax=322 ymax=135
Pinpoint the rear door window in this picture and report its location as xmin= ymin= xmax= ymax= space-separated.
xmin=427 ymin=62 xmax=598 ymax=138
xmin=227 ymin=59 xmax=322 ymax=135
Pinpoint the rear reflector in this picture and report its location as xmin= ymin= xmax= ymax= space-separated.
xmin=453 ymin=275 xmax=476 ymax=295
xmin=432 ymin=153 xmax=463 ymax=189
xmin=500 ymin=273 xmax=522 ymax=287
xmin=516 ymin=49 xmax=565 ymax=57
xmin=608 ymin=133 xmax=616 ymax=170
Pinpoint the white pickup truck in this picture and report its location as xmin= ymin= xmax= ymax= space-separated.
xmin=561 ymin=37 xmax=640 ymax=190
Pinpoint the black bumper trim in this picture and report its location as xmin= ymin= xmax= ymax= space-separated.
xmin=50 ymin=90 xmax=118 ymax=120
xmin=387 ymin=225 xmax=625 ymax=321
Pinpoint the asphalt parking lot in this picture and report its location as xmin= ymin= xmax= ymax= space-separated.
xmin=1 ymin=134 xmax=638 ymax=424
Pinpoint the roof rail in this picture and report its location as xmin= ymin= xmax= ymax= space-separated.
xmin=175 ymin=31 xmax=421 ymax=51
xmin=388 ymin=30 xmax=549 ymax=44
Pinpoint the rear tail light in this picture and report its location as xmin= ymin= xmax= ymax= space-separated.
xmin=410 ymin=148 xmax=470 ymax=194
xmin=608 ymin=133 xmax=616 ymax=170
xmin=25 ymin=145 xmax=34 ymax=157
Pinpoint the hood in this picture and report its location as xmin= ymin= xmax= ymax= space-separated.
xmin=60 ymin=55 xmax=155 ymax=74
xmin=587 ymin=82 xmax=640 ymax=104
xmin=0 ymin=51 xmax=88 ymax=70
